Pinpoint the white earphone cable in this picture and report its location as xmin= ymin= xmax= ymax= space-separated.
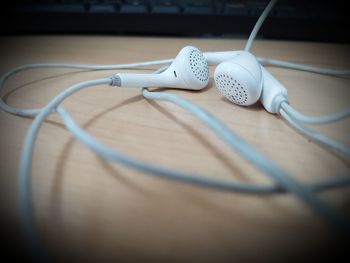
xmin=244 ymin=0 xmax=279 ymax=52
xmin=17 ymin=74 xmax=350 ymax=240
xmin=258 ymin=57 xmax=350 ymax=76
xmin=57 ymin=105 xmax=350 ymax=194
xmin=1 ymin=0 xmax=349 ymax=259
xmin=1 ymin=54 xmax=349 ymax=118
xmin=280 ymin=109 xmax=350 ymax=157
xmin=17 ymin=78 xmax=111 ymax=260
xmin=0 ymin=61 xmax=173 ymax=117
xmin=281 ymin=102 xmax=350 ymax=125
xmin=141 ymin=87 xmax=350 ymax=231
xmin=16 ymin=78 xmax=350 ymax=260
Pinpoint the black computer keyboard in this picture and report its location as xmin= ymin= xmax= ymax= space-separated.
xmin=2 ymin=0 xmax=348 ymax=42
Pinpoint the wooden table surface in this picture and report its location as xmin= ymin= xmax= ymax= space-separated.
xmin=0 ymin=36 xmax=349 ymax=261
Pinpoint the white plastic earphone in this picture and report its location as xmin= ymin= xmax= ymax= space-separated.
xmin=112 ymin=47 xmax=289 ymax=114
xmin=113 ymin=46 xmax=209 ymax=90
xmin=2 ymin=1 xmax=350 ymax=260
xmin=213 ymin=51 xmax=288 ymax=113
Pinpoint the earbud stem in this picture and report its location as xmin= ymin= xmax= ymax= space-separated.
xmin=114 ymin=72 xmax=174 ymax=88
xmin=260 ymin=66 xmax=288 ymax=113
xmin=204 ymin=51 xmax=243 ymax=65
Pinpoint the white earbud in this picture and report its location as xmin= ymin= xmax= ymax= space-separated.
xmin=214 ymin=51 xmax=288 ymax=113
xmin=214 ymin=52 xmax=263 ymax=106
xmin=112 ymin=46 xmax=209 ymax=90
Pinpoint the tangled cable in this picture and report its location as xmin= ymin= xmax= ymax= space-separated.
xmin=1 ymin=0 xmax=350 ymax=261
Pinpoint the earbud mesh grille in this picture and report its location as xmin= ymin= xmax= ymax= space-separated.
xmin=189 ymin=49 xmax=209 ymax=83
xmin=215 ymin=74 xmax=248 ymax=105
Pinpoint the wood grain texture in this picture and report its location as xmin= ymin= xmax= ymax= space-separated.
xmin=0 ymin=36 xmax=349 ymax=261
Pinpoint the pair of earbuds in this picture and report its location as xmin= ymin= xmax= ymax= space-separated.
xmin=112 ymin=46 xmax=288 ymax=114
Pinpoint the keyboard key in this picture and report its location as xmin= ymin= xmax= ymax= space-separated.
xmin=181 ymin=0 xmax=213 ymax=15
xmin=16 ymin=3 xmax=85 ymax=13
xmin=89 ymin=4 xmax=116 ymax=13
xmin=151 ymin=0 xmax=179 ymax=14
xmin=222 ymin=1 xmax=248 ymax=15
xmin=120 ymin=0 xmax=148 ymax=14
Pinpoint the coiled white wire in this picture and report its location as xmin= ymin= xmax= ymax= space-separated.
xmin=0 ymin=61 xmax=172 ymax=117
xmin=280 ymin=109 xmax=350 ymax=158
xmin=9 ymin=73 xmax=348 ymax=259
xmin=258 ymin=57 xmax=350 ymax=76
xmin=1 ymin=0 xmax=350 ymax=260
xmin=17 ymin=78 xmax=112 ymax=259
xmin=0 ymin=65 xmax=346 ymax=194
xmin=281 ymin=102 xmax=350 ymax=125
xmin=244 ymin=0 xmax=278 ymax=51
xmin=58 ymin=105 xmax=350 ymax=194
xmin=14 ymin=70 xmax=350 ymax=251
xmin=244 ymin=0 xmax=350 ymax=159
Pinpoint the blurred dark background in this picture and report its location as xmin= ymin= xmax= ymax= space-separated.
xmin=1 ymin=0 xmax=349 ymax=43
